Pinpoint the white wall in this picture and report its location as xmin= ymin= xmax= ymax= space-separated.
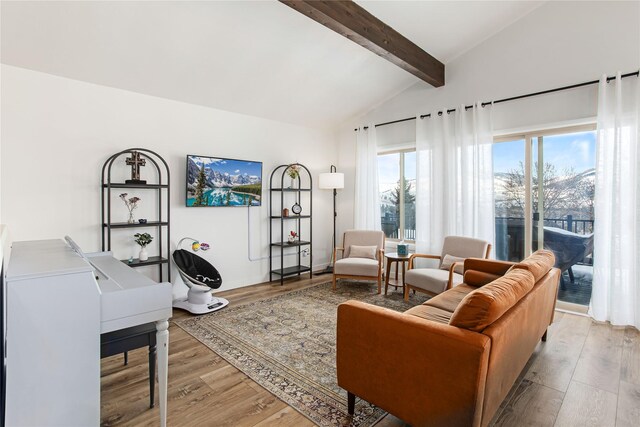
xmin=1 ymin=65 xmax=337 ymax=289
xmin=337 ymin=0 xmax=640 ymax=238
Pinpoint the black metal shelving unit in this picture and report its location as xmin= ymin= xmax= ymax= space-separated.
xmin=101 ymin=148 xmax=171 ymax=282
xmin=269 ymin=164 xmax=312 ymax=285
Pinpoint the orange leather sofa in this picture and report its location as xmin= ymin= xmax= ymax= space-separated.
xmin=336 ymin=250 xmax=560 ymax=427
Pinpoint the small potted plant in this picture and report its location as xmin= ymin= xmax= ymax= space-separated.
xmin=287 ymin=164 xmax=300 ymax=179
xmin=288 ymin=230 xmax=298 ymax=244
xmin=287 ymin=164 xmax=300 ymax=188
xmin=134 ymin=232 xmax=153 ymax=261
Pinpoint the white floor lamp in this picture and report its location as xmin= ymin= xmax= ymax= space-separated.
xmin=319 ymin=165 xmax=344 ymax=274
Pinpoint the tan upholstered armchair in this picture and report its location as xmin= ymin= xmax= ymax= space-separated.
xmin=404 ymin=236 xmax=491 ymax=300
xmin=333 ymin=230 xmax=385 ymax=293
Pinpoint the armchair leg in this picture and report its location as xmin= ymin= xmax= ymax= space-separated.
xmin=347 ymin=391 xmax=355 ymax=415
xmin=404 ymin=284 xmax=410 ymax=301
xmin=332 ymin=275 xmax=337 ymax=290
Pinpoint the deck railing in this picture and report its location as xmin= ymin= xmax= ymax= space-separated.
xmin=542 ymin=215 xmax=594 ymax=234
xmin=381 ymin=214 xmax=594 ymax=245
xmin=381 ymin=215 xmax=415 ymax=240
xmin=494 ymin=215 xmax=594 ymax=264
xmin=494 ymin=215 xmax=594 ymax=234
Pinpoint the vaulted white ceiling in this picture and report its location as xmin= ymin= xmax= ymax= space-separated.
xmin=1 ymin=1 xmax=543 ymax=129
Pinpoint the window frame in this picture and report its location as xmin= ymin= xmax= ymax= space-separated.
xmin=377 ymin=147 xmax=416 ymax=243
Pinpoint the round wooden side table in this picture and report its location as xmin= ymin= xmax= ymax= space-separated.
xmin=384 ymin=252 xmax=412 ymax=295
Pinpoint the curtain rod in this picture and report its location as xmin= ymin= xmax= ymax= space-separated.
xmin=354 ymin=70 xmax=640 ymax=131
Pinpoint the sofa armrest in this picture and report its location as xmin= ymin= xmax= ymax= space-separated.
xmin=463 ymin=258 xmax=515 ymax=287
xmin=337 ymin=301 xmax=491 ymax=427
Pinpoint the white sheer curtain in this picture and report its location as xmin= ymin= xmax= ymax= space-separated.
xmin=354 ymin=125 xmax=381 ymax=230
xmin=590 ymin=73 xmax=640 ymax=329
xmin=415 ymin=103 xmax=494 ymax=254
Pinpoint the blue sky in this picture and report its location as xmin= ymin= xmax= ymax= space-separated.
xmin=190 ymin=155 xmax=262 ymax=177
xmin=378 ymin=151 xmax=416 ymax=192
xmin=493 ymin=131 xmax=596 ymax=173
xmin=378 ymin=131 xmax=595 ymax=190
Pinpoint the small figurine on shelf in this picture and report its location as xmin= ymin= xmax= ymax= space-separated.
xmin=288 ymin=230 xmax=298 ymax=244
xmin=134 ymin=232 xmax=153 ymax=261
xmin=120 ymin=193 xmax=140 ymax=223
xmin=125 ymin=150 xmax=147 ymax=184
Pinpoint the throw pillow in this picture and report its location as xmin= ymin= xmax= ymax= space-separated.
xmin=449 ymin=268 xmax=535 ymax=332
xmin=349 ymin=245 xmax=377 ymax=260
xmin=440 ymin=254 xmax=465 ymax=274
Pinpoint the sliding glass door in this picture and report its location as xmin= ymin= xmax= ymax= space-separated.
xmin=493 ymin=126 xmax=596 ymax=309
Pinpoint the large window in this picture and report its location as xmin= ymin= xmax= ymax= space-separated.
xmin=378 ymin=150 xmax=416 ymax=241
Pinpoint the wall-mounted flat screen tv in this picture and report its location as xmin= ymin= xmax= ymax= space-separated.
xmin=186 ymin=155 xmax=262 ymax=207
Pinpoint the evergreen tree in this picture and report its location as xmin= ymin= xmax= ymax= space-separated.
xmin=194 ymin=164 xmax=207 ymax=206
xmin=390 ymin=179 xmax=415 ymax=218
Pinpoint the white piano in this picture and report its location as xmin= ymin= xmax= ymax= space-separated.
xmin=4 ymin=238 xmax=172 ymax=426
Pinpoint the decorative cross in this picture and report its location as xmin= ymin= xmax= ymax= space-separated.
xmin=125 ymin=151 xmax=146 ymax=182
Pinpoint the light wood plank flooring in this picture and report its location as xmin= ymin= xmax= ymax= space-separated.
xmin=101 ymin=276 xmax=640 ymax=426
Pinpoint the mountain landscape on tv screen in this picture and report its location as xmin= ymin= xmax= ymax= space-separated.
xmin=186 ymin=156 xmax=262 ymax=207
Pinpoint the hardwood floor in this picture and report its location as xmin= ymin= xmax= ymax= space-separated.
xmin=101 ymin=276 xmax=640 ymax=426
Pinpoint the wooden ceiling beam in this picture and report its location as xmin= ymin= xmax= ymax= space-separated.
xmin=279 ymin=0 xmax=444 ymax=87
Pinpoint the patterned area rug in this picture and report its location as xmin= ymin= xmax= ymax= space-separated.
xmin=176 ymin=281 xmax=429 ymax=426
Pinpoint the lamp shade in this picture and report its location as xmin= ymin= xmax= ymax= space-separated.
xmin=318 ymin=172 xmax=344 ymax=189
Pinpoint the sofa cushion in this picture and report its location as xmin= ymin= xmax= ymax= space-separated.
xmin=425 ymin=284 xmax=476 ymax=313
xmin=463 ymin=259 xmax=515 ymax=287
xmin=512 ymin=249 xmax=555 ymax=282
xmin=449 ymin=268 xmax=535 ymax=332
xmin=463 ymin=270 xmax=503 ymax=288
xmin=405 ymin=304 xmax=452 ymax=324
xmin=405 ymin=268 xmax=463 ymax=295
xmin=348 ymin=245 xmax=377 ymax=260
xmin=334 ymin=257 xmax=380 ymax=276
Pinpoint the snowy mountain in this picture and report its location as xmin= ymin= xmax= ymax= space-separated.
xmin=380 ymin=178 xmax=415 ymax=207
xmin=187 ymin=157 xmax=260 ymax=189
xmin=380 ymin=188 xmax=395 ymax=207
xmin=206 ymin=169 xmax=260 ymax=187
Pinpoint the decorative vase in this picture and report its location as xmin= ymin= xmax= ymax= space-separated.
xmin=128 ymin=212 xmax=135 ymax=224
xmin=288 ymin=236 xmax=295 ymax=244
xmin=139 ymin=246 xmax=148 ymax=261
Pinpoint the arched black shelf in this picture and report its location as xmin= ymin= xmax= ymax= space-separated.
xmin=269 ymin=163 xmax=313 ymax=285
xmin=101 ymin=148 xmax=171 ymax=282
